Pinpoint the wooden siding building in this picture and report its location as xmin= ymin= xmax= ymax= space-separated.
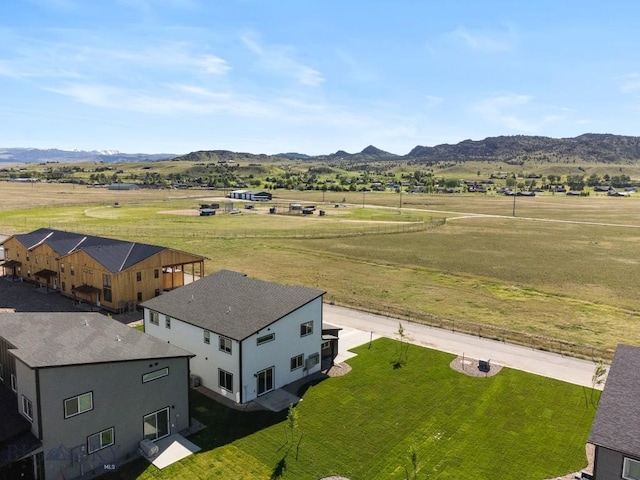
xmin=0 ymin=228 xmax=207 ymax=313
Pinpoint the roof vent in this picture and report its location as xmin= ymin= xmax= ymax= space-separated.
xmin=226 ymin=306 xmax=231 ymax=314
xmin=116 ymin=334 xmax=122 ymax=342
xmin=84 ymin=319 xmax=89 ymax=326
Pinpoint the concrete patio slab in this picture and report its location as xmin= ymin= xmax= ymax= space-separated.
xmin=146 ymin=434 xmax=201 ymax=470
xmin=253 ymin=388 xmax=300 ymax=412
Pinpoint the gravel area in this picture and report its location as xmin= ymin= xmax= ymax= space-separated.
xmin=449 ymin=355 xmax=503 ymax=377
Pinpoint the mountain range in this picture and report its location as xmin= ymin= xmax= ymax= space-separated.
xmin=4 ymin=133 xmax=640 ymax=164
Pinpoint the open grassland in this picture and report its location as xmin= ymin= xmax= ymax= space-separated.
xmin=1 ymin=182 xmax=640 ymax=355
xmin=103 ymin=339 xmax=597 ymax=480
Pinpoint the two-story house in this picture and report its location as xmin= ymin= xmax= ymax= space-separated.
xmin=141 ymin=270 xmax=325 ymax=405
xmin=0 ymin=312 xmax=193 ymax=480
xmin=1 ymin=228 xmax=207 ymax=313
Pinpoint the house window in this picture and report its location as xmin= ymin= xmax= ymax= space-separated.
xmin=300 ymin=321 xmax=314 ymax=337
xmin=62 ymin=281 xmax=66 ymax=292
xmin=143 ymin=368 xmax=169 ymax=383
xmin=70 ymin=265 xmax=74 ymax=276
xmin=35 ymin=256 xmax=38 ymax=264
xmin=88 ymin=427 xmax=114 ymax=454
xmin=623 ymin=458 xmax=640 ymax=480
xmin=150 ymin=311 xmax=159 ymax=326
xmin=60 ymin=263 xmax=65 ymax=273
xmin=143 ymin=407 xmax=170 ymax=441
xmin=154 ymin=269 xmax=159 ymax=279
xmin=102 ymin=274 xmax=112 ymax=303
xmin=203 ymin=330 xmax=210 ymax=344
xmin=290 ymin=354 xmax=304 ymax=371
xmin=10 ymin=374 xmax=16 ymax=392
xmin=165 ymin=316 xmax=171 ymax=329
xmin=306 ymin=353 xmax=320 ymax=370
xmin=322 ymin=341 xmax=331 ymax=350
xmin=64 ymin=392 xmax=93 ymax=418
xmin=26 ymin=253 xmax=29 ymax=261
xmin=137 ymin=292 xmax=142 ymax=302
xmin=219 ymin=336 xmax=232 ymax=354
xmin=257 ymin=333 xmax=275 ymax=345
xmin=136 ymin=272 xmax=142 ymax=282
xmin=218 ymin=369 xmax=233 ymax=392
xmin=22 ymin=395 xmax=33 ymax=421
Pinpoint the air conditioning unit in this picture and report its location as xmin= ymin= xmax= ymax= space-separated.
xmin=190 ymin=374 xmax=201 ymax=387
xmin=139 ymin=439 xmax=159 ymax=458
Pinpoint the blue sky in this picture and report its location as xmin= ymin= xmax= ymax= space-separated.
xmin=2 ymin=0 xmax=640 ymax=155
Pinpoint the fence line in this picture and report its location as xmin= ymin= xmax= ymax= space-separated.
xmin=3 ymin=217 xmax=445 ymax=240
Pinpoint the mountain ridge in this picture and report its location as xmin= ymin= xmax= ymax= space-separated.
xmin=5 ymin=133 xmax=640 ymax=164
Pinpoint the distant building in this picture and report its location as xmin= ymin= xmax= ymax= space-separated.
xmin=107 ymin=183 xmax=139 ymax=190
xmin=229 ymin=190 xmax=272 ymax=201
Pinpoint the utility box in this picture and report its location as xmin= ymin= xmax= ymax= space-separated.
xmin=478 ymin=358 xmax=491 ymax=372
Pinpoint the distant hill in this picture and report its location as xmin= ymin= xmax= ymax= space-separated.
xmin=172 ymin=134 xmax=640 ymax=164
xmin=407 ymin=134 xmax=640 ymax=163
xmin=8 ymin=133 xmax=640 ymax=165
xmin=0 ymin=148 xmax=176 ymax=164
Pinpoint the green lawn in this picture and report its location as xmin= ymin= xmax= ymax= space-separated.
xmin=102 ymin=338 xmax=597 ymax=480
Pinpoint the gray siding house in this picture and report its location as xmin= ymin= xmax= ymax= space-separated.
xmin=0 ymin=312 xmax=193 ymax=480
xmin=589 ymin=344 xmax=640 ymax=480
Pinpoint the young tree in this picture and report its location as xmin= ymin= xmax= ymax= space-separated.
xmin=591 ymin=360 xmax=607 ymax=406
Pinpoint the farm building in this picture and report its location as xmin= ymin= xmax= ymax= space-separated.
xmin=228 ymin=190 xmax=272 ymax=201
xmin=141 ymin=270 xmax=328 ymax=405
xmin=108 ymin=183 xmax=139 ymax=190
xmin=0 ymin=228 xmax=207 ymax=313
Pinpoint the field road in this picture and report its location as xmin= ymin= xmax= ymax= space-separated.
xmin=324 ymin=304 xmax=606 ymax=389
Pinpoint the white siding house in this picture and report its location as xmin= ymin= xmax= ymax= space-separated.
xmin=141 ymin=270 xmax=325 ymax=404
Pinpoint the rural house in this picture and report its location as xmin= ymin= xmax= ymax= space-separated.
xmin=141 ymin=270 xmax=325 ymax=404
xmin=0 ymin=312 xmax=193 ymax=480
xmin=588 ymin=344 xmax=640 ymax=479
xmin=0 ymin=228 xmax=207 ymax=313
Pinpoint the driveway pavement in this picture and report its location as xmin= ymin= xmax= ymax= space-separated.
xmin=324 ymin=304 xmax=605 ymax=389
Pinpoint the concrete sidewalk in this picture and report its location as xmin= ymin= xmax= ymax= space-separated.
xmin=324 ymin=304 xmax=605 ymax=389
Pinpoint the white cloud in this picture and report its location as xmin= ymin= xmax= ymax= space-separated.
xmin=471 ymin=93 xmax=537 ymax=131
xmin=424 ymin=95 xmax=443 ymax=107
xmin=240 ymin=33 xmax=324 ymax=86
xmin=448 ymin=26 xmax=516 ymax=53
xmin=618 ymin=73 xmax=640 ymax=94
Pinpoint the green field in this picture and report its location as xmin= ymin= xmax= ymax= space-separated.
xmin=1 ymin=182 xmax=639 ymax=356
xmin=102 ymin=339 xmax=596 ymax=480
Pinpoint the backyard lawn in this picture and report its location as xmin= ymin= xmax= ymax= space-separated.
xmin=102 ymin=338 xmax=597 ymax=480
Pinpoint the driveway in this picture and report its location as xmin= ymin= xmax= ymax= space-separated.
xmin=324 ymin=304 xmax=604 ymax=389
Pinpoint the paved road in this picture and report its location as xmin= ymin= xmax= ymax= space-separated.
xmin=324 ymin=304 xmax=605 ymax=389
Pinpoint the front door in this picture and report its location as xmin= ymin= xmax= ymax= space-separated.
xmin=256 ymin=367 xmax=274 ymax=396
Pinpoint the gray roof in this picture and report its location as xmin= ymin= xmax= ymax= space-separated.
xmin=0 ymin=312 xmax=193 ymax=368
xmin=4 ymin=228 xmax=198 ymax=272
xmin=588 ymin=344 xmax=640 ymax=456
xmin=141 ymin=270 xmax=325 ymax=341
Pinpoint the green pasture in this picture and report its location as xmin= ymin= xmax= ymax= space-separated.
xmin=103 ymin=339 xmax=596 ymax=480
xmin=2 ymin=183 xmax=640 ymax=353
